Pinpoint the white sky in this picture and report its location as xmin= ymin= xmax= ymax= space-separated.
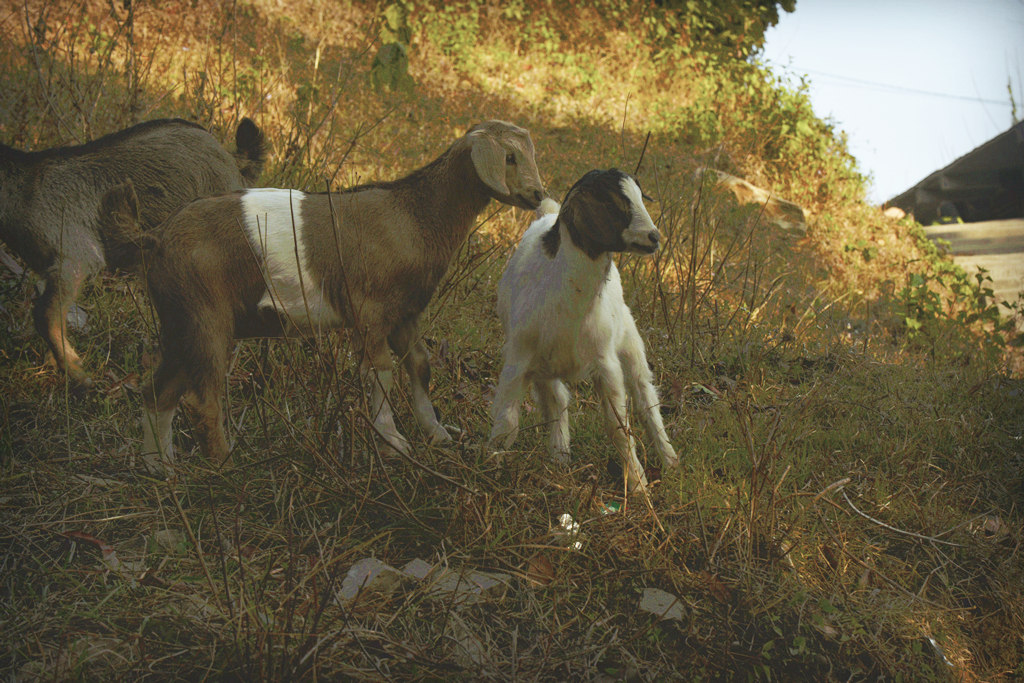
xmin=760 ymin=0 xmax=1024 ymax=204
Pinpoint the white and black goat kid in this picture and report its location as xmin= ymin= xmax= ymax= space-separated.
xmin=101 ymin=120 xmax=545 ymax=473
xmin=489 ymin=169 xmax=679 ymax=492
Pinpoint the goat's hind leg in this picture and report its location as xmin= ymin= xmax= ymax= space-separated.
xmin=186 ymin=340 xmax=233 ymax=466
xmin=140 ymin=359 xmax=188 ymax=476
xmin=388 ymin=318 xmax=451 ymax=444
xmin=533 ymin=378 xmax=571 ymax=464
xmin=141 ymin=322 xmax=232 ymax=474
xmin=33 ymin=267 xmax=89 ymax=386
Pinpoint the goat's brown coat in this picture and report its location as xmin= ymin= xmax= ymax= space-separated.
xmin=104 ymin=120 xmax=544 ymax=468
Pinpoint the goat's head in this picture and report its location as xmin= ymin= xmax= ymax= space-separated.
xmin=559 ymin=169 xmax=661 ymax=259
xmin=466 ymin=120 xmax=545 ymax=210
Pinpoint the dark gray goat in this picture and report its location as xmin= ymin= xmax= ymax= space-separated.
xmin=0 ymin=118 xmax=265 ymax=385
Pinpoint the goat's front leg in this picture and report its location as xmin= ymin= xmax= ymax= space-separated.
xmin=488 ymin=360 xmax=528 ymax=451
xmin=533 ymin=378 xmax=571 ymax=463
xmin=618 ymin=321 xmax=679 ymax=470
xmin=388 ymin=318 xmax=451 ymax=444
xmin=358 ymin=334 xmax=410 ymax=455
xmin=594 ymin=358 xmax=648 ymax=492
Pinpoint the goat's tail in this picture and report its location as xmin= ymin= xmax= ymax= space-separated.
xmin=537 ymin=197 xmax=560 ymax=218
xmin=234 ymin=117 xmax=266 ymax=186
xmin=99 ymin=180 xmax=156 ymax=272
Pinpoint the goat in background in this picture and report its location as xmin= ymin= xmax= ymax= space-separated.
xmin=0 ymin=118 xmax=265 ymax=386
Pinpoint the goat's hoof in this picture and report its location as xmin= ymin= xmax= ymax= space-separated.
xmin=607 ymin=458 xmax=622 ymax=480
xmin=69 ymin=376 xmax=95 ymax=399
xmin=431 ymin=427 xmax=451 ymax=444
xmin=485 ymin=449 xmax=510 ymax=467
xmin=658 ymin=446 xmax=680 ymax=470
xmin=141 ymin=454 xmax=175 ymax=479
xmin=383 ymin=435 xmax=411 ymax=457
xmin=70 ymin=370 xmax=93 ymax=386
xmin=550 ymin=448 xmax=571 ymax=465
xmin=55 ymin=362 xmax=94 ymax=395
xmin=628 ymin=481 xmax=650 ymax=496
xmin=627 ymin=469 xmax=651 ymax=492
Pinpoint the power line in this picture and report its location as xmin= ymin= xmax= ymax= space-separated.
xmin=773 ymin=64 xmax=1012 ymax=106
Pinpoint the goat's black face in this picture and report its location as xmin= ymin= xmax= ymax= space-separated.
xmin=560 ymin=169 xmax=661 ymax=259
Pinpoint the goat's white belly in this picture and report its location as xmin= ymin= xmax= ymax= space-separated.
xmin=513 ymin=289 xmax=619 ymax=383
xmin=258 ymin=273 xmax=344 ymax=332
xmin=530 ymin=346 xmax=583 ymax=381
xmin=527 ymin=325 xmax=605 ymax=383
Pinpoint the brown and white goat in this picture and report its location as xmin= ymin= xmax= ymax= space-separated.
xmin=0 ymin=118 xmax=265 ymax=386
xmin=489 ymin=169 xmax=679 ymax=492
xmin=101 ymin=120 xmax=545 ymax=472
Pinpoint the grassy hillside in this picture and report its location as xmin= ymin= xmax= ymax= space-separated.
xmin=1 ymin=1 xmax=1022 ymax=679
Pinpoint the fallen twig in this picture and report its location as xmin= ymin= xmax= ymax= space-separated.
xmin=843 ymin=491 xmax=964 ymax=547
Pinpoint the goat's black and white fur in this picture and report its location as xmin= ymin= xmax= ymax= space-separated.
xmin=489 ymin=169 xmax=679 ymax=491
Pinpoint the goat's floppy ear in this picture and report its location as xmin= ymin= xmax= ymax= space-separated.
xmin=626 ymin=172 xmax=655 ymax=202
xmin=469 ymin=132 xmax=510 ymax=196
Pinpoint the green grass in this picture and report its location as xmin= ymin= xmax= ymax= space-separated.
xmin=1 ymin=0 xmax=1023 ymax=680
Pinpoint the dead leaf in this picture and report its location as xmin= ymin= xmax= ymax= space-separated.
xmin=63 ymin=531 xmax=121 ymax=570
xmin=697 ymin=382 xmax=724 ymax=397
xmin=970 ymin=515 xmax=1013 ymax=544
xmin=813 ymin=621 xmax=840 ymax=638
xmin=459 ymin=357 xmax=481 ymax=380
xmin=700 ymin=571 xmax=731 ymax=603
xmin=150 ymin=529 xmax=187 ymax=554
xmin=64 ymin=530 xmax=114 ymax=554
xmin=70 ymin=474 xmax=123 ymax=489
xmin=982 ymin=516 xmax=1007 ymax=538
xmin=18 ymin=636 xmax=135 ymax=680
xmin=606 ymin=530 xmax=641 ymax=557
xmin=62 ymin=531 xmax=145 ymax=579
xmin=526 ymin=553 xmax=555 ymax=587
xmin=0 ymin=245 xmax=24 ymax=275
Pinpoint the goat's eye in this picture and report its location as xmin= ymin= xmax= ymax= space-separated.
xmin=506 ymin=153 xmax=516 ymax=166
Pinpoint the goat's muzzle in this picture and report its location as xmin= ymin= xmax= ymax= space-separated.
xmin=626 ymin=228 xmax=661 ymax=255
xmin=514 ymin=188 xmax=545 ymax=211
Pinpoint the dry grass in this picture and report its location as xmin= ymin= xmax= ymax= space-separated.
xmin=1 ymin=1 xmax=1023 ymax=680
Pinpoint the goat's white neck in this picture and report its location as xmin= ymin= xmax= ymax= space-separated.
xmin=550 ymin=218 xmax=615 ymax=310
